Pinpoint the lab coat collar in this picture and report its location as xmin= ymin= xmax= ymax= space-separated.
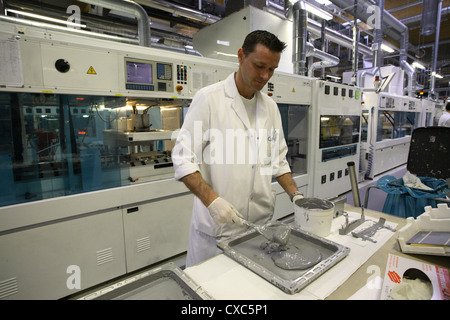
xmin=224 ymin=73 xmax=268 ymax=131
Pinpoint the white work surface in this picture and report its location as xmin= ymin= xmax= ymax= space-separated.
xmin=184 ymin=210 xmax=398 ymax=300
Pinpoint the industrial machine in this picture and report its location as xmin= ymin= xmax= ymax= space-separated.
xmin=310 ymin=80 xmax=362 ymax=198
xmin=432 ymin=100 xmax=445 ymax=126
xmin=421 ymin=98 xmax=436 ymax=128
xmin=360 ymin=92 xmax=423 ymax=179
xmin=0 ymin=19 xmax=226 ymax=299
xmin=0 ymin=2 xmax=439 ymax=300
xmin=0 ymin=16 xmax=313 ymax=299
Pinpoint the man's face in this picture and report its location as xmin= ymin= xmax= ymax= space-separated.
xmin=237 ymin=43 xmax=281 ymax=94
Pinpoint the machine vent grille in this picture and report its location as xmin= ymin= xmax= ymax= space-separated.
xmin=136 ymin=236 xmax=151 ymax=253
xmin=96 ymin=248 xmax=113 ymax=265
xmin=0 ymin=277 xmax=18 ymax=299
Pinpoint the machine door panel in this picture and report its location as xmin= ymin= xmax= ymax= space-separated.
xmin=0 ymin=209 xmax=126 ymax=299
xmin=122 ymin=193 xmax=193 ymax=272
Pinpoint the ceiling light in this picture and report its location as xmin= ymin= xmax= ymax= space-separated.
xmin=432 ymin=72 xmax=443 ymax=79
xmin=381 ymin=44 xmax=394 ymax=53
xmin=304 ymin=2 xmax=333 ymax=20
xmin=6 ymin=9 xmax=86 ymax=28
xmin=315 ymin=0 xmax=332 ymax=5
xmin=412 ymin=62 xmax=426 ymax=70
xmin=341 ymin=19 xmax=361 ymax=27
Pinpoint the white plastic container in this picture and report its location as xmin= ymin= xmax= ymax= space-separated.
xmin=294 ymin=198 xmax=334 ymax=237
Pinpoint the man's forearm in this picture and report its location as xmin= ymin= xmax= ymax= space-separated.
xmin=181 ymin=171 xmax=218 ymax=207
xmin=276 ymin=173 xmax=299 ymax=197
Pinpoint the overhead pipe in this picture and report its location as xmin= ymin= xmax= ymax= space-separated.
xmin=401 ymin=59 xmax=415 ymax=96
xmin=292 ymin=0 xmax=308 ymax=76
xmin=358 ymin=67 xmax=380 ymax=88
xmin=307 ymin=18 xmax=372 ymax=57
xmin=430 ymin=0 xmax=443 ymax=98
xmin=352 ymin=0 xmax=359 ymax=84
xmin=330 ymin=0 xmax=417 ymax=93
xmin=78 ymin=0 xmax=151 ymax=47
xmin=421 ymin=0 xmax=439 ymax=36
xmin=136 ymin=0 xmax=220 ymax=25
xmin=358 ymin=0 xmax=382 ymax=89
xmin=268 ymin=0 xmax=373 ymax=58
xmin=394 ymin=0 xmax=416 ymax=97
xmin=373 ymin=0 xmax=384 ymax=69
xmin=306 ymin=42 xmax=340 ymax=77
xmin=292 ymin=1 xmax=340 ymax=77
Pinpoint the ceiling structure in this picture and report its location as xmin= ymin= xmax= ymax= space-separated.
xmin=2 ymin=0 xmax=450 ymax=98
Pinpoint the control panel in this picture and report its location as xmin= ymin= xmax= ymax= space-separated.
xmin=124 ymin=57 xmax=174 ymax=92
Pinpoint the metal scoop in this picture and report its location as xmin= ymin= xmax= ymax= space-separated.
xmin=239 ymin=218 xmax=291 ymax=247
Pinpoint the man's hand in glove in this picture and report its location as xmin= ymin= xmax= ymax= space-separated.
xmin=208 ymin=197 xmax=244 ymax=226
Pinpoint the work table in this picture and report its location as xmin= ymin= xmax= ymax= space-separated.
xmin=327 ymin=205 xmax=450 ymax=300
xmin=184 ymin=205 xmax=450 ymax=300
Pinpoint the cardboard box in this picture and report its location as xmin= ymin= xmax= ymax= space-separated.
xmin=380 ymin=254 xmax=449 ymax=300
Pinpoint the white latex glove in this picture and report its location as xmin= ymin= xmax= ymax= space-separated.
xmin=207 ymin=197 xmax=244 ymax=226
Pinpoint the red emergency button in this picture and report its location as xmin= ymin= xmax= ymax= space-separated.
xmin=176 ymin=85 xmax=183 ymax=92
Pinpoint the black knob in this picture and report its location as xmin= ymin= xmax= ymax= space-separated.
xmin=55 ymin=59 xmax=70 ymax=73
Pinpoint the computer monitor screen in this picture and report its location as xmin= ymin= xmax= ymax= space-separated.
xmin=126 ymin=61 xmax=153 ymax=85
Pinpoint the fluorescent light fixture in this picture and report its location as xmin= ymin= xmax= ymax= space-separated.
xmin=216 ymin=40 xmax=230 ymax=46
xmin=315 ymin=0 xmax=332 ymax=5
xmin=326 ymin=75 xmax=341 ymax=80
xmin=341 ymin=19 xmax=361 ymax=27
xmin=412 ymin=61 xmax=426 ymax=70
xmin=304 ymin=2 xmax=333 ymax=20
xmin=381 ymin=43 xmax=395 ymax=53
xmin=432 ymin=72 xmax=443 ymax=79
xmin=215 ymin=51 xmax=238 ymax=58
xmin=6 ymin=9 xmax=86 ymax=28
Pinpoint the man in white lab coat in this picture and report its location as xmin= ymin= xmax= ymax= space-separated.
xmin=438 ymin=102 xmax=450 ymax=127
xmin=173 ymin=30 xmax=303 ymax=267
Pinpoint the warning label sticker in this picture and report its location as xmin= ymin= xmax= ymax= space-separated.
xmin=87 ymin=66 xmax=97 ymax=75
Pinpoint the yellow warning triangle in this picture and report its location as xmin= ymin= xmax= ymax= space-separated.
xmin=87 ymin=66 xmax=97 ymax=74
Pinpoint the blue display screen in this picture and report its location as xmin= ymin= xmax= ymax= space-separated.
xmin=126 ymin=61 xmax=153 ymax=85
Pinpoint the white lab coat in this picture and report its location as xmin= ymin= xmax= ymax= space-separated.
xmin=438 ymin=112 xmax=450 ymax=127
xmin=173 ymin=73 xmax=291 ymax=266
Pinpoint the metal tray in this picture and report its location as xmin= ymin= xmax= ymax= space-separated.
xmin=79 ymin=262 xmax=212 ymax=300
xmin=217 ymin=222 xmax=350 ymax=295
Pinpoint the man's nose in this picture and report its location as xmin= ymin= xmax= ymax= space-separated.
xmin=261 ymin=69 xmax=271 ymax=80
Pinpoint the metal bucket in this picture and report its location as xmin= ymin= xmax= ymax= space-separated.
xmin=294 ymin=197 xmax=334 ymax=237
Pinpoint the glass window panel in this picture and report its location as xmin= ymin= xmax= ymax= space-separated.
xmin=278 ymin=104 xmax=309 ymax=175
xmin=319 ymin=115 xmax=360 ymax=148
xmin=0 ymin=93 xmax=182 ymax=207
xmin=376 ymin=110 xmax=419 ymax=142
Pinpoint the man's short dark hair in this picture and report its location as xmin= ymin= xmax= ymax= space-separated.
xmin=242 ymin=30 xmax=287 ymax=55
xmin=446 ymin=102 xmax=450 ymax=111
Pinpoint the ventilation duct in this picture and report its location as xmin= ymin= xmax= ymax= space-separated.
xmin=292 ymin=1 xmax=339 ymax=77
xmin=420 ymin=0 xmax=439 ymax=36
xmin=292 ymin=1 xmax=308 ymax=75
xmin=136 ymin=0 xmax=220 ymax=24
xmin=306 ymin=42 xmax=340 ymax=77
xmin=330 ymin=0 xmax=416 ymax=93
xmin=78 ymin=0 xmax=151 ymax=47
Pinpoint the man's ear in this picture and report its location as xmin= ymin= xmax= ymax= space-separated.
xmin=237 ymin=47 xmax=244 ymax=64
